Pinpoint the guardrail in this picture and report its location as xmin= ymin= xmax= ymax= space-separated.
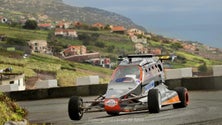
xmin=4 ymin=76 xmax=222 ymax=101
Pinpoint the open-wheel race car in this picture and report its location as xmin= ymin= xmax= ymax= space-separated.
xmin=68 ymin=54 xmax=189 ymax=120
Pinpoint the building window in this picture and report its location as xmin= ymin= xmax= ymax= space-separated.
xmin=10 ymin=81 xmax=14 ymax=84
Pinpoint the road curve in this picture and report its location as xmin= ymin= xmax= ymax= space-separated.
xmin=18 ymin=91 xmax=222 ymax=125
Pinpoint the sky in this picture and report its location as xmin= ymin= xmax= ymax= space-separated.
xmin=63 ymin=0 xmax=222 ymax=48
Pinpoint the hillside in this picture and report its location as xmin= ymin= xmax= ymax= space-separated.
xmin=1 ymin=23 xmax=222 ymax=88
xmin=0 ymin=48 xmax=112 ymax=88
xmin=0 ymin=0 xmax=145 ymax=30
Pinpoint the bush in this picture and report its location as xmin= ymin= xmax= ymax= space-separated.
xmin=78 ymin=33 xmax=91 ymax=41
xmin=95 ymin=41 xmax=105 ymax=48
xmin=171 ymin=42 xmax=183 ymax=50
xmin=198 ymin=61 xmax=208 ymax=72
xmin=23 ymin=20 xmax=38 ymax=30
xmin=0 ymin=93 xmax=27 ymax=124
xmin=107 ymin=45 xmax=115 ymax=52
xmin=6 ymin=37 xmax=27 ymax=46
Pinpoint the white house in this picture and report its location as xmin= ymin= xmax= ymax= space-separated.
xmin=0 ymin=73 xmax=25 ymax=92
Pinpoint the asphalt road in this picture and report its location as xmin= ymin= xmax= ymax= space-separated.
xmin=18 ymin=91 xmax=222 ymax=125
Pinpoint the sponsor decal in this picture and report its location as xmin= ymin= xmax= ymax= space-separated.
xmin=144 ymin=80 xmax=155 ymax=91
xmin=105 ymin=99 xmax=118 ymax=107
xmin=115 ymin=77 xmax=133 ymax=83
xmin=136 ymin=79 xmax=141 ymax=84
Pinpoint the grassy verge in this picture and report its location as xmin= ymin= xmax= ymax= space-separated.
xmin=0 ymin=24 xmax=48 ymax=40
xmin=0 ymin=92 xmax=27 ymax=124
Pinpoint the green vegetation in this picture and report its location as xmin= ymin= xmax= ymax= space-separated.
xmin=0 ymin=24 xmax=48 ymax=41
xmin=23 ymin=20 xmax=38 ymax=30
xmin=0 ymin=92 xmax=27 ymax=124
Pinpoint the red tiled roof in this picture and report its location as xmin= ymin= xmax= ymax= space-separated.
xmin=38 ymin=23 xmax=51 ymax=27
xmin=111 ymin=26 xmax=126 ymax=31
xmin=92 ymin=23 xmax=104 ymax=28
xmin=55 ymin=28 xmax=64 ymax=32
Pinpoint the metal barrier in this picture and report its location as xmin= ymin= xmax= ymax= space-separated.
xmin=4 ymin=76 xmax=222 ymax=101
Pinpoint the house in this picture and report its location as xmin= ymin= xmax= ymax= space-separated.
xmin=131 ymin=35 xmax=147 ymax=44
xmin=150 ymin=48 xmax=162 ymax=55
xmin=127 ymin=28 xmax=144 ymax=35
xmin=111 ymin=26 xmax=126 ymax=34
xmin=66 ymin=29 xmax=78 ymax=37
xmin=61 ymin=46 xmax=102 ymax=63
xmin=28 ymin=40 xmax=50 ymax=54
xmin=64 ymin=52 xmax=100 ymax=62
xmin=54 ymin=29 xmax=78 ymax=37
xmin=182 ymin=43 xmax=197 ymax=51
xmin=55 ymin=29 xmax=64 ymax=36
xmin=38 ymin=14 xmax=49 ymax=21
xmin=74 ymin=21 xmax=82 ymax=28
xmin=62 ymin=45 xmax=87 ymax=57
xmin=86 ymin=58 xmax=111 ymax=68
xmin=56 ymin=21 xmax=70 ymax=29
xmin=0 ymin=72 xmax=25 ymax=92
xmin=92 ymin=23 xmax=104 ymax=29
xmin=56 ymin=22 xmax=64 ymax=28
xmin=38 ymin=23 xmax=53 ymax=30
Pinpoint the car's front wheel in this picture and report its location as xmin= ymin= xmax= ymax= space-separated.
xmin=148 ymin=89 xmax=161 ymax=113
xmin=68 ymin=96 xmax=84 ymax=120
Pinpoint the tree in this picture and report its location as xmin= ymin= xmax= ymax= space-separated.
xmin=104 ymin=24 xmax=111 ymax=30
xmin=107 ymin=45 xmax=115 ymax=52
xmin=95 ymin=41 xmax=105 ymax=48
xmin=171 ymin=42 xmax=183 ymax=50
xmin=198 ymin=61 xmax=207 ymax=73
xmin=83 ymin=40 xmax=90 ymax=46
xmin=23 ymin=20 xmax=38 ymax=29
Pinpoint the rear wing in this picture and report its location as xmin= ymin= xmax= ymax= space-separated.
xmin=126 ymin=54 xmax=176 ymax=62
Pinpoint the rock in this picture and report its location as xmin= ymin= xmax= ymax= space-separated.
xmin=4 ymin=119 xmax=28 ymax=125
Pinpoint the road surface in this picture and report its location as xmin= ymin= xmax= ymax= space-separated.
xmin=18 ymin=91 xmax=222 ymax=125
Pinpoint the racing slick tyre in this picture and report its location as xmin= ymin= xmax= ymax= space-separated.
xmin=173 ymin=87 xmax=189 ymax=109
xmin=68 ymin=96 xmax=84 ymax=120
xmin=148 ymin=89 xmax=161 ymax=113
xmin=106 ymin=111 xmax=120 ymax=116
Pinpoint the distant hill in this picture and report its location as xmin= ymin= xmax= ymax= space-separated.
xmin=0 ymin=0 xmax=145 ymax=30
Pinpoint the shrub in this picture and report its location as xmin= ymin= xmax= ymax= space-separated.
xmin=0 ymin=93 xmax=27 ymax=124
xmin=23 ymin=20 xmax=38 ymax=30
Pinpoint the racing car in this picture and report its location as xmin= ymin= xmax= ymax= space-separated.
xmin=68 ymin=54 xmax=189 ymax=120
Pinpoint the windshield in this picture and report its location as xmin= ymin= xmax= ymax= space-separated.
xmin=111 ymin=65 xmax=141 ymax=81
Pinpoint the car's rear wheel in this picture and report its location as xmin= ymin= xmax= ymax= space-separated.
xmin=106 ymin=111 xmax=119 ymax=116
xmin=173 ymin=87 xmax=189 ymax=109
xmin=68 ymin=96 xmax=84 ymax=120
xmin=148 ymin=89 xmax=161 ymax=113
